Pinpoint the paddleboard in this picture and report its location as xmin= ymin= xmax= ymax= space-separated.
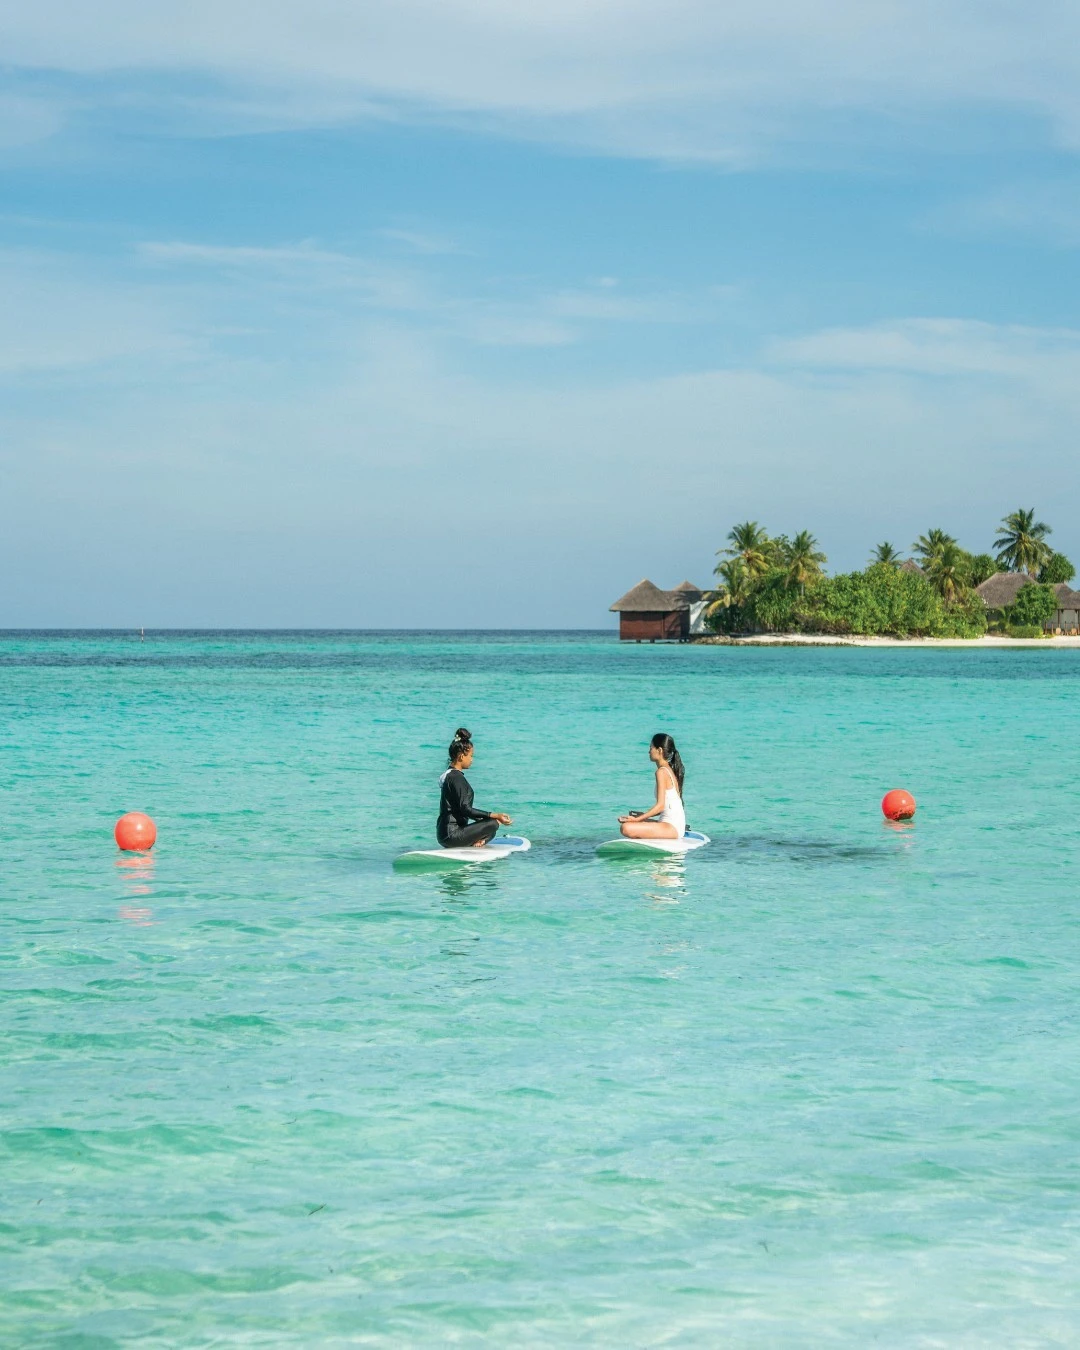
xmin=596 ymin=830 xmax=710 ymax=857
xmin=394 ymin=836 xmax=531 ymax=868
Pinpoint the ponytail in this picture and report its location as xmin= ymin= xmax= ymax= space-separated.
xmin=651 ymin=733 xmax=685 ymax=795
xmin=448 ymin=726 xmax=472 ymax=766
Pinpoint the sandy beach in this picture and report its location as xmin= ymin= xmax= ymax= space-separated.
xmin=694 ymin=633 xmax=1080 ymax=648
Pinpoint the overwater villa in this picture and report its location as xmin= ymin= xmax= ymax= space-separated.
xmin=609 ymin=579 xmax=708 ymax=641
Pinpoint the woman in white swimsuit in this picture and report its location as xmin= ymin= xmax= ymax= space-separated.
xmin=618 ymin=734 xmax=687 ymax=841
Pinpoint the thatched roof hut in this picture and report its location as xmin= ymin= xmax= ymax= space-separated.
xmin=976 ymin=572 xmax=1032 ymax=609
xmin=973 ymin=574 xmax=1080 ymax=630
xmin=609 ymin=579 xmax=698 ymax=640
xmin=899 ymin=559 xmax=923 ymax=574
xmin=610 ymin=579 xmax=689 ymax=612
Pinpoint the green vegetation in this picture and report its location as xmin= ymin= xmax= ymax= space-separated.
xmin=912 ymin=528 xmax=955 ymax=569
xmin=994 ymin=508 xmax=1052 ymax=574
xmin=967 ymin=553 xmax=997 ymax=587
xmin=723 ymin=521 xmax=772 ymax=579
xmin=705 ymin=507 xmax=1067 ymax=639
xmin=909 ymin=530 xmax=996 ymax=589
xmin=870 ymin=541 xmax=901 ymax=567
xmin=1039 ymin=552 xmax=1075 ymax=585
xmin=784 ymin=530 xmax=827 ymax=591
xmin=800 ymin=566 xmax=985 ymax=638
xmin=1005 ymin=582 xmax=1057 ymax=632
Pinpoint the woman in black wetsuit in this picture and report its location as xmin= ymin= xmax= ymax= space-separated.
xmin=437 ymin=728 xmax=512 ymax=849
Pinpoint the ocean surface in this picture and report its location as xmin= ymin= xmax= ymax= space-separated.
xmin=3 ymin=631 xmax=1079 ymax=1346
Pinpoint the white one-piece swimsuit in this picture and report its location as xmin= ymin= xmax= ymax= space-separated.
xmin=659 ymin=779 xmax=686 ymax=837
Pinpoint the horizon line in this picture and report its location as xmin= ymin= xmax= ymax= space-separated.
xmin=0 ymin=626 xmax=620 ymax=634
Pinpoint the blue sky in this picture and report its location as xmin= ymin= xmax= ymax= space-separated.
xmin=2 ymin=1 xmax=1079 ymax=627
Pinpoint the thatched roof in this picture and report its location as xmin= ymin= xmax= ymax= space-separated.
xmin=1053 ymin=585 xmax=1080 ymax=609
xmin=672 ymin=580 xmax=705 ymax=600
xmin=610 ymin=579 xmax=690 ymax=612
xmin=899 ymin=558 xmax=923 ymax=574
xmin=976 ymin=571 xmax=1032 ymax=608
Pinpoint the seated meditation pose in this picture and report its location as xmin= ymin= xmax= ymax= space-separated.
xmin=618 ymin=733 xmax=686 ymax=841
xmin=437 ymin=728 xmax=513 ymax=849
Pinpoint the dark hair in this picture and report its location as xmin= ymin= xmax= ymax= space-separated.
xmin=651 ymin=733 xmax=685 ymax=795
xmin=448 ymin=727 xmax=472 ymax=765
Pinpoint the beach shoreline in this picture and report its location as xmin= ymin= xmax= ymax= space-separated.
xmin=692 ymin=633 xmax=1080 ymax=648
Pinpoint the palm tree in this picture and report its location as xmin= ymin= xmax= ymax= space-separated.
xmin=926 ymin=540 xmax=966 ymax=606
xmin=718 ymin=521 xmax=771 ymax=580
xmin=912 ymin=528 xmax=956 ymax=568
xmin=785 ymin=530 xmax=827 ymax=591
xmin=994 ymin=508 xmax=1052 ymax=575
xmin=705 ymin=558 xmax=750 ymax=616
xmin=871 ymin=542 xmax=901 ymax=567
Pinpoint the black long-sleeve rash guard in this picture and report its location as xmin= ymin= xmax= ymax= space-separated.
xmin=438 ymin=769 xmax=492 ymax=837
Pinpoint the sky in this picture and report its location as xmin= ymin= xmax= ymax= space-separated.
xmin=1 ymin=0 xmax=1078 ymax=627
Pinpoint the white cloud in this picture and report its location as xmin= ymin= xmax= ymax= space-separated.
xmin=546 ymin=285 xmax=707 ymax=323
xmin=0 ymin=93 xmax=70 ymax=147
xmin=451 ymin=310 xmax=578 ymax=347
xmin=138 ymin=241 xmax=351 ymax=268
xmin=0 ymin=250 xmax=194 ymax=374
xmin=133 ymin=236 xmax=716 ymax=346
xmin=4 ymin=1 xmax=1080 ymax=161
xmin=931 ymin=180 xmax=1080 ymax=249
xmin=2 ymin=282 xmax=1078 ymax=623
xmin=137 ymin=239 xmax=437 ymax=314
xmin=377 ymin=228 xmax=463 ymax=256
xmin=771 ymin=318 xmax=1080 ymax=384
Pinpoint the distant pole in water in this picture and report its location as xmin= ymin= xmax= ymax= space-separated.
xmin=140 ymin=627 xmax=145 ymax=642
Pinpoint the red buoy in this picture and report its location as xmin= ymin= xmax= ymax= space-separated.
xmin=115 ymin=812 xmax=157 ymax=852
xmin=881 ymin=789 xmax=916 ymax=821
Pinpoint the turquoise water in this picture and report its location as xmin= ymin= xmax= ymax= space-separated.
xmin=3 ymin=632 xmax=1080 ymax=1345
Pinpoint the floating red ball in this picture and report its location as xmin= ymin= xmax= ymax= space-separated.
xmin=881 ymin=789 xmax=916 ymax=821
xmin=114 ymin=812 xmax=157 ymax=851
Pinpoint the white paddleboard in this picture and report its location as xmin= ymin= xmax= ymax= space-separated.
xmin=596 ymin=830 xmax=710 ymax=857
xmin=395 ymin=836 xmax=531 ymax=868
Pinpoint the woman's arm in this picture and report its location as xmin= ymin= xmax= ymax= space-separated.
xmin=472 ymin=800 xmax=513 ymax=826
xmin=447 ymin=774 xmax=492 ymax=823
xmin=619 ymin=768 xmax=668 ymax=823
xmin=452 ymin=774 xmax=512 ymax=826
xmin=465 ymin=800 xmax=513 ymax=825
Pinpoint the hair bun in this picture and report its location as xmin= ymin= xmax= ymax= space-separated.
xmin=454 ymin=727 xmax=471 ymax=742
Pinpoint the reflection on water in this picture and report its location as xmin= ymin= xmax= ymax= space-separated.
xmin=595 ymin=849 xmax=692 ymax=904
xmin=117 ymin=905 xmax=154 ymax=925
xmin=115 ymin=852 xmax=156 ymax=922
xmin=881 ymin=819 xmax=918 ymax=857
xmin=647 ymin=856 xmax=687 ymax=905
xmin=437 ymin=865 xmax=502 ymax=904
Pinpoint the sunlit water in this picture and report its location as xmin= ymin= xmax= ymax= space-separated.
xmin=3 ymin=632 xmax=1079 ymax=1345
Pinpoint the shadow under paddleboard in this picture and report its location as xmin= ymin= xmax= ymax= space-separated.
xmin=596 ymin=830 xmax=710 ymax=858
xmin=394 ymin=836 xmax=532 ymax=870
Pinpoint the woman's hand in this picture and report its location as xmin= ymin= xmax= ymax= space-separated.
xmin=492 ymin=812 xmax=513 ymax=826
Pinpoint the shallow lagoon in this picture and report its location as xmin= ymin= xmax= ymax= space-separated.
xmin=2 ymin=632 xmax=1079 ymax=1344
